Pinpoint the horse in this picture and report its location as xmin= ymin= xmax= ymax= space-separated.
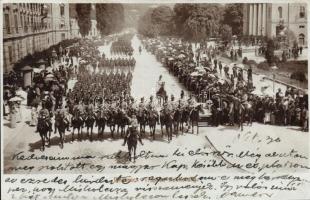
xmin=237 ymin=101 xmax=253 ymax=131
xmin=71 ymin=112 xmax=84 ymax=141
xmin=126 ymin=128 xmax=138 ymax=162
xmin=95 ymin=109 xmax=107 ymax=139
xmin=137 ymin=109 xmax=148 ymax=135
xmin=173 ymin=108 xmax=182 ymax=134
xmin=107 ymin=110 xmax=117 ymax=138
xmin=160 ymin=109 xmax=173 ymax=142
xmin=37 ymin=117 xmax=50 ymax=151
xmin=148 ymin=110 xmax=158 ymax=140
xmin=165 ymin=111 xmax=174 ymax=142
xmin=189 ymin=105 xmax=202 ymax=134
xmin=55 ymin=116 xmax=67 ymax=148
xmin=156 ymin=84 xmax=167 ymax=106
xmin=116 ymin=110 xmax=129 ymax=137
xmin=84 ymin=113 xmax=96 ymax=141
xmin=180 ymin=107 xmax=190 ymax=132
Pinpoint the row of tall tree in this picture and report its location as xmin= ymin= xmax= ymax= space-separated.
xmin=75 ymin=3 xmax=124 ymax=37
xmin=138 ymin=3 xmax=243 ymax=42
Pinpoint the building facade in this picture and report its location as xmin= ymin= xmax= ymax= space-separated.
xmin=3 ymin=3 xmax=70 ymax=73
xmin=243 ymin=3 xmax=307 ymax=46
xmin=51 ymin=4 xmax=70 ymax=44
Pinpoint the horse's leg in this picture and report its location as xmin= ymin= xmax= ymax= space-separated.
xmin=196 ymin=121 xmax=199 ymax=135
xmin=111 ymin=126 xmax=114 ymax=138
xmin=98 ymin=125 xmax=101 ymax=138
xmin=128 ymin=146 xmax=131 ymax=161
xmin=90 ymin=126 xmax=93 ymax=141
xmin=48 ymin=131 xmax=51 ymax=145
xmin=78 ymin=127 xmax=81 ymax=140
xmin=102 ymin=123 xmax=106 ymax=138
xmin=41 ymin=134 xmax=45 ymax=151
xmin=181 ymin=122 xmax=184 ymax=133
xmin=160 ymin=124 xmax=164 ymax=137
xmin=140 ymin=124 xmax=143 ymax=135
xmin=192 ymin=121 xmax=194 ymax=134
xmin=134 ymin=145 xmax=137 ymax=162
xmin=59 ymin=131 xmax=63 ymax=147
xmin=54 ymin=123 xmax=57 ymax=134
xmin=71 ymin=128 xmax=75 ymax=141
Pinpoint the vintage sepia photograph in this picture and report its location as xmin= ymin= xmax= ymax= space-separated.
xmin=1 ymin=1 xmax=309 ymax=200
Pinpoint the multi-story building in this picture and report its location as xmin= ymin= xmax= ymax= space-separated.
xmin=243 ymin=3 xmax=307 ymax=46
xmin=3 ymin=3 xmax=70 ymax=73
xmin=69 ymin=4 xmax=99 ymax=39
xmin=51 ymin=3 xmax=70 ymax=44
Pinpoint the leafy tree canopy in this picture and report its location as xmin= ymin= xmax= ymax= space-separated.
xmin=222 ymin=4 xmax=243 ymax=35
xmin=76 ymin=4 xmax=92 ymax=37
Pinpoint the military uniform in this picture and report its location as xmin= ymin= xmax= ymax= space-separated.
xmin=37 ymin=108 xmax=52 ymax=132
xmin=54 ymin=106 xmax=70 ymax=132
xmin=122 ymin=117 xmax=143 ymax=146
xmin=147 ymin=100 xmax=156 ymax=111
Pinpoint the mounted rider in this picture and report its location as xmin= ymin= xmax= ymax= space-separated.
xmin=147 ymin=95 xmax=157 ymax=111
xmin=36 ymin=100 xmax=52 ymax=132
xmin=54 ymin=103 xmax=70 ymax=132
xmin=138 ymin=97 xmax=146 ymax=115
xmin=167 ymin=95 xmax=177 ymax=112
xmin=187 ymin=94 xmax=196 ymax=110
xmin=179 ymin=90 xmax=187 ymax=109
xmin=122 ymin=115 xmax=143 ymax=146
xmin=156 ymin=75 xmax=166 ymax=96
xmin=73 ymin=100 xmax=84 ymax=115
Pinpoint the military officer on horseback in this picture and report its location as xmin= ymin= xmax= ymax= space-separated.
xmin=147 ymin=95 xmax=156 ymax=111
xmin=54 ymin=103 xmax=70 ymax=133
xmin=167 ymin=95 xmax=177 ymax=112
xmin=36 ymin=101 xmax=52 ymax=133
xmin=138 ymin=97 xmax=146 ymax=113
xmin=122 ymin=115 xmax=143 ymax=146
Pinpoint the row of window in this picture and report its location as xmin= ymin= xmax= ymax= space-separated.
xmin=15 ymin=3 xmax=65 ymax=16
xmin=278 ymin=6 xmax=306 ymax=19
xmin=4 ymin=13 xmax=52 ymax=34
xmin=14 ymin=3 xmax=43 ymax=12
xmin=4 ymin=4 xmax=66 ymax=34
